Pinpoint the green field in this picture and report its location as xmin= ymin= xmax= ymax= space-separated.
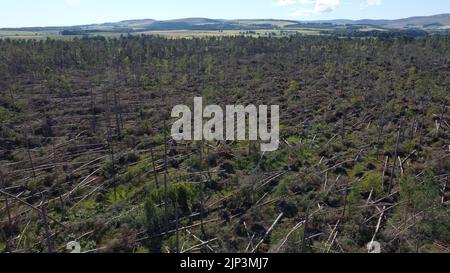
xmin=0 ymin=28 xmax=325 ymax=40
xmin=0 ymin=30 xmax=61 ymax=40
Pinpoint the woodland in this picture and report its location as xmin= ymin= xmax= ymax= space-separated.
xmin=0 ymin=35 xmax=449 ymax=253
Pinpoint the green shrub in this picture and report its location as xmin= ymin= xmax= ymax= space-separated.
xmin=285 ymin=80 xmax=299 ymax=97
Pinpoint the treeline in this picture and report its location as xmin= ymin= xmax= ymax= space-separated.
xmin=1 ymin=34 xmax=449 ymax=77
xmin=320 ymin=28 xmax=430 ymax=38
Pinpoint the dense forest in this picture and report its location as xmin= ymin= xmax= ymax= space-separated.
xmin=0 ymin=35 xmax=449 ymax=253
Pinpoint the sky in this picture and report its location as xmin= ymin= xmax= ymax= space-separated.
xmin=1 ymin=0 xmax=449 ymax=28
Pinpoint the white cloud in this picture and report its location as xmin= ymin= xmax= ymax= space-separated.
xmin=281 ymin=0 xmax=341 ymax=17
xmin=314 ymin=0 xmax=340 ymax=13
xmin=360 ymin=0 xmax=382 ymax=9
xmin=65 ymin=0 xmax=81 ymax=6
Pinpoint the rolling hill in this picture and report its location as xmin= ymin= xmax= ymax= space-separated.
xmin=349 ymin=13 xmax=450 ymax=28
xmin=1 ymin=14 xmax=449 ymax=39
xmin=95 ymin=14 xmax=450 ymax=31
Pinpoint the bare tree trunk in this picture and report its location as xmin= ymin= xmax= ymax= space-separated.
xmin=8 ymin=85 xmax=16 ymax=107
xmin=437 ymin=99 xmax=448 ymax=135
xmin=341 ymin=182 xmax=350 ymax=221
xmin=199 ymin=141 xmax=207 ymax=241
xmin=442 ymin=176 xmax=448 ymax=205
xmin=174 ymin=198 xmax=180 ymax=253
xmin=375 ymin=110 xmax=386 ymax=158
xmin=105 ymin=91 xmax=117 ymax=201
xmin=25 ymin=128 xmax=37 ymax=180
xmin=381 ymin=156 xmax=389 ymax=187
xmin=150 ymin=146 xmax=160 ymax=188
xmin=0 ymin=171 xmax=12 ymax=226
xmin=0 ymin=189 xmax=65 ymax=227
xmin=113 ymin=89 xmax=123 ymax=139
xmin=418 ymin=101 xmax=425 ymax=145
xmin=136 ymin=73 xmax=144 ymax=118
xmin=0 ymin=170 xmax=12 ymax=253
xmin=90 ymin=88 xmax=97 ymax=134
xmin=389 ymin=124 xmax=402 ymax=194
xmin=53 ymin=142 xmax=66 ymax=221
xmin=41 ymin=195 xmax=54 ymax=253
xmin=301 ymin=206 xmax=310 ymax=253
xmin=163 ymin=118 xmax=170 ymax=237
xmin=59 ymin=192 xmax=65 ymax=221
xmin=3 ymin=193 xmax=12 ymax=226
xmin=251 ymin=213 xmax=284 ymax=253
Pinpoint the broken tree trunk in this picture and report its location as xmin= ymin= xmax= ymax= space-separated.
xmin=375 ymin=110 xmax=386 ymax=158
xmin=8 ymin=84 xmax=16 ymax=107
xmin=113 ymin=88 xmax=123 ymax=139
xmin=442 ymin=176 xmax=448 ymax=205
xmin=40 ymin=195 xmax=54 ymax=253
xmin=174 ymin=199 xmax=180 ymax=253
xmin=90 ymin=88 xmax=97 ymax=134
xmin=382 ymin=156 xmax=389 ymax=187
xmin=199 ymin=140 xmax=207 ymax=241
xmin=24 ymin=128 xmax=37 ymax=180
xmin=341 ymin=182 xmax=350 ymax=221
xmin=163 ymin=117 xmax=170 ymax=237
xmin=0 ymin=189 xmax=66 ymax=228
xmin=0 ymin=171 xmax=12 ymax=252
xmin=251 ymin=213 xmax=284 ymax=253
xmin=324 ymin=220 xmax=340 ymax=253
xmin=0 ymin=171 xmax=12 ymax=226
xmin=105 ymin=90 xmax=118 ymax=202
xmin=388 ymin=124 xmax=403 ymax=193
xmin=182 ymin=238 xmax=218 ymax=254
xmin=275 ymin=220 xmax=305 ymax=253
xmin=368 ymin=206 xmax=386 ymax=253
xmin=150 ymin=146 xmax=160 ymax=188
xmin=301 ymin=206 xmax=310 ymax=253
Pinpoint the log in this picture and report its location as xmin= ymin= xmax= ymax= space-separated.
xmin=182 ymin=238 xmax=218 ymax=253
xmin=275 ymin=220 xmax=305 ymax=253
xmin=251 ymin=212 xmax=284 ymax=253
xmin=0 ymin=189 xmax=66 ymax=228
xmin=368 ymin=206 xmax=386 ymax=253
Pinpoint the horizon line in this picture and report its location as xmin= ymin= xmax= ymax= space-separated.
xmin=1 ymin=12 xmax=449 ymax=29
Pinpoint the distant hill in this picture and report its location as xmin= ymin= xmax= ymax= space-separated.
xmin=1 ymin=14 xmax=449 ymax=37
xmin=392 ymin=13 xmax=450 ymax=28
xmin=107 ymin=14 xmax=450 ymax=31
xmin=351 ymin=13 xmax=450 ymax=28
xmin=111 ymin=18 xmax=303 ymax=31
xmin=164 ymin=18 xmax=220 ymax=24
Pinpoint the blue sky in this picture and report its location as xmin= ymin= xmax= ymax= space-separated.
xmin=1 ymin=0 xmax=449 ymax=28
